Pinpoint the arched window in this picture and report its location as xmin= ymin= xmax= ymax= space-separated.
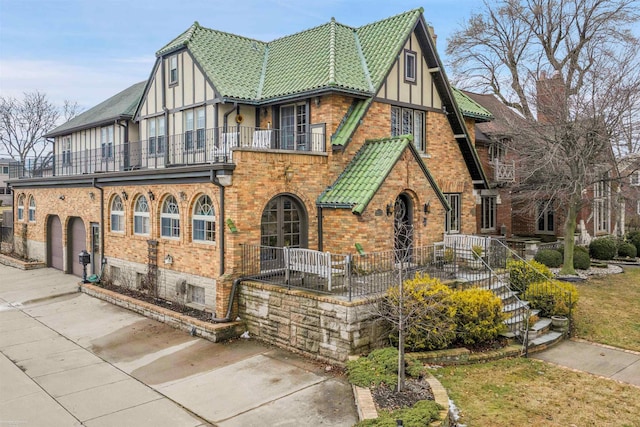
xmin=193 ymin=195 xmax=215 ymax=242
xmin=133 ymin=195 xmax=150 ymax=235
xmin=28 ymin=196 xmax=36 ymax=222
xmin=110 ymin=195 xmax=124 ymax=232
xmin=161 ymin=195 xmax=180 ymax=238
xmin=17 ymin=194 xmax=24 ymax=221
xmin=260 ymin=195 xmax=307 ymax=248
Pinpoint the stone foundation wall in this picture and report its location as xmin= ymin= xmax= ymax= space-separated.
xmin=238 ymin=281 xmax=388 ymax=364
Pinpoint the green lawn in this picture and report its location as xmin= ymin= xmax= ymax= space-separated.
xmin=573 ymin=266 xmax=640 ymax=352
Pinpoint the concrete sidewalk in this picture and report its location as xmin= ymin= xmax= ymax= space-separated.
xmin=532 ymin=339 xmax=640 ymax=387
xmin=0 ymin=265 xmax=358 ymax=426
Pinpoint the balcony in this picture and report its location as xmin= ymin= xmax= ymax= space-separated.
xmin=10 ymin=126 xmax=326 ymax=179
xmin=492 ymin=158 xmax=515 ymax=183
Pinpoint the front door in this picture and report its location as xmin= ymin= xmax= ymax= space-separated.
xmin=68 ymin=217 xmax=86 ymax=277
xmin=394 ymin=193 xmax=413 ymax=263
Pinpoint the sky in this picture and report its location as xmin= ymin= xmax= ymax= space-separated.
xmin=0 ymin=0 xmax=478 ymax=111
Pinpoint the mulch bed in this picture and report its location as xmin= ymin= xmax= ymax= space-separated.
xmin=95 ymin=282 xmax=214 ymax=323
xmin=372 ymin=378 xmax=435 ymax=411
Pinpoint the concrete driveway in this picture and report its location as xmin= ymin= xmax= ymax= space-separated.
xmin=0 ymin=265 xmax=358 ymax=426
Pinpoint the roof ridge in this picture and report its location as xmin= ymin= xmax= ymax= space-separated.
xmin=356 ymin=8 xmax=423 ymax=30
xmin=256 ymin=45 xmax=269 ymax=99
xmin=329 ymin=18 xmax=336 ymax=85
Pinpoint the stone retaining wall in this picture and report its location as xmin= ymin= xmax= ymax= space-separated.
xmin=238 ymin=281 xmax=388 ymax=364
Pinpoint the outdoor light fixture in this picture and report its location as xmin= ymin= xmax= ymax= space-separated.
xmin=423 ymin=201 xmax=430 ymax=214
xmin=59 ymin=195 xmax=65 ymax=200
xmin=121 ymin=191 xmax=128 ymax=200
xmin=179 ymin=191 xmax=187 ymax=201
xmin=164 ymin=254 xmax=173 ymax=265
xmin=314 ymin=96 xmax=321 ymax=106
xmin=78 ymin=250 xmax=91 ymax=284
xmin=88 ymin=192 xmax=95 ymax=200
xmin=386 ymin=203 xmax=394 ymax=216
xmin=284 ymin=166 xmax=294 ymax=183
xmin=147 ymin=191 xmax=155 ymax=200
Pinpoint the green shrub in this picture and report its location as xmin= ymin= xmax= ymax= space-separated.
xmin=618 ymin=242 xmax=638 ymax=258
xmin=557 ymin=245 xmax=588 ymax=258
xmin=449 ymin=288 xmax=507 ymax=346
xmin=356 ymin=400 xmax=442 ymax=426
xmin=573 ymin=250 xmax=591 ymax=270
xmin=523 ymin=280 xmax=579 ymax=317
xmin=534 ymin=249 xmax=563 ymax=268
xmin=507 ymin=259 xmax=553 ymax=293
xmin=386 ymin=273 xmax=456 ymax=351
xmin=627 ymin=230 xmax=640 ymax=255
xmin=346 ymin=347 xmax=424 ymax=389
xmin=589 ymin=237 xmax=618 ymax=260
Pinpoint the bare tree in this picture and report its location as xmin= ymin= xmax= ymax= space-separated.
xmin=0 ymin=92 xmax=81 ymax=170
xmin=447 ymin=0 xmax=640 ymax=274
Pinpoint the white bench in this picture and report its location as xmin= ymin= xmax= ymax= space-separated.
xmin=434 ymin=234 xmax=490 ymax=261
xmin=283 ymin=247 xmax=348 ymax=290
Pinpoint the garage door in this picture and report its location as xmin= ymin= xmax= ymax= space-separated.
xmin=48 ymin=216 xmax=63 ymax=271
xmin=68 ymin=217 xmax=86 ymax=277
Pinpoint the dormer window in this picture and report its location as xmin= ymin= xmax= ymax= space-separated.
xmin=169 ymin=55 xmax=178 ymax=85
xmin=404 ymin=50 xmax=416 ymax=83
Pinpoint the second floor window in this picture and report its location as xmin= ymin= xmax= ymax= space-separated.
xmin=111 ymin=195 xmax=124 ymax=232
xmin=185 ymin=109 xmax=205 ymax=150
xmin=161 ymin=195 xmax=180 ymax=238
xmin=489 ymin=140 xmax=507 ymax=162
xmin=391 ymin=107 xmax=426 ymax=153
xmin=101 ymin=126 xmax=114 ymax=159
xmin=637 ymin=200 xmax=640 ymax=215
xmin=62 ymin=136 xmax=72 ymax=166
xmin=630 ymin=171 xmax=640 ymax=186
xmin=149 ymin=117 xmax=165 ymax=155
xmin=280 ymin=104 xmax=307 ymax=150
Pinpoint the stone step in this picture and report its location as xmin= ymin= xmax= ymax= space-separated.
xmin=528 ymin=330 xmax=563 ymax=350
xmin=502 ymin=301 xmax=529 ymax=314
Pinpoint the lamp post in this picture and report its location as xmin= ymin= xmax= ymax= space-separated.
xmin=78 ymin=250 xmax=91 ymax=283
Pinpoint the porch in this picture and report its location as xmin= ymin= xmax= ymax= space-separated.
xmin=9 ymin=125 xmax=327 ymax=179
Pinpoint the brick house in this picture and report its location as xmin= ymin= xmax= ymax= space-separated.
xmin=619 ymin=153 xmax=640 ymax=231
xmin=462 ymin=86 xmax=620 ymax=243
xmin=9 ymin=9 xmax=495 ymax=358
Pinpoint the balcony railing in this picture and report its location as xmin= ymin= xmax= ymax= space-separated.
xmin=492 ymin=158 xmax=515 ymax=183
xmin=10 ymin=126 xmax=326 ymax=179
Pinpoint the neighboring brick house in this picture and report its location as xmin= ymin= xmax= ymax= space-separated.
xmin=0 ymin=158 xmax=16 ymax=207
xmin=463 ymin=85 xmax=620 ymax=242
xmin=9 ymin=9 xmax=490 ymax=319
xmin=619 ymin=153 xmax=640 ymax=230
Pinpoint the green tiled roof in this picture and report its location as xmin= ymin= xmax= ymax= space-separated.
xmin=155 ymin=9 xmax=422 ymax=103
xmin=45 ymin=81 xmax=146 ymax=138
xmin=452 ymin=87 xmax=493 ymax=122
xmin=318 ymin=134 xmax=447 ymax=214
xmin=331 ymin=98 xmax=372 ymax=146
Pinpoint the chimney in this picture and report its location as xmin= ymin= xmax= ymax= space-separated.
xmin=536 ymin=70 xmax=566 ymax=124
xmin=427 ymin=25 xmax=437 ymax=46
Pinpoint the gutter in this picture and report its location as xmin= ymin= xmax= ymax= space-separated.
xmin=92 ymin=177 xmax=105 ymax=268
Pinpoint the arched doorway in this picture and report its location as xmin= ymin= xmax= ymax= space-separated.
xmin=394 ymin=193 xmax=414 ymax=263
xmin=260 ymin=194 xmax=308 ymax=248
xmin=47 ymin=215 xmax=63 ymax=271
xmin=67 ymin=217 xmax=86 ymax=277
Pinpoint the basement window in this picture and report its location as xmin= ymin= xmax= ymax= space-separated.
xmin=188 ymin=285 xmax=205 ymax=305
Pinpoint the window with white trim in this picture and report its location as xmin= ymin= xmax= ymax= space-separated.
xmin=637 ymin=200 xmax=640 ymax=215
xmin=391 ymin=106 xmax=426 ymax=153
xmin=110 ymin=195 xmax=124 ymax=232
xmin=149 ymin=116 xmax=165 ymax=156
xmin=481 ymin=196 xmax=497 ymax=231
xmin=1 ymin=166 xmax=8 ymax=174
xmin=594 ymin=174 xmax=610 ymax=234
xmin=161 ymin=195 xmax=180 ymax=238
xmin=28 ymin=196 xmax=36 ymax=222
xmin=169 ymin=55 xmax=178 ymax=85
xmin=404 ymin=50 xmax=417 ymax=83
xmin=133 ymin=195 xmax=150 ymax=235
xmin=280 ymin=104 xmax=308 ymax=150
xmin=536 ymin=200 xmax=555 ymax=233
xmin=630 ymin=171 xmax=640 ymax=186
xmin=185 ymin=108 xmax=205 ymax=151
xmin=489 ymin=140 xmax=506 ymax=162
xmin=193 ymin=195 xmax=215 ymax=242
xmin=101 ymin=126 xmax=114 ymax=159
xmin=444 ymin=193 xmax=461 ymax=234
xmin=62 ymin=136 xmax=72 ymax=166
xmin=17 ymin=194 xmax=24 ymax=221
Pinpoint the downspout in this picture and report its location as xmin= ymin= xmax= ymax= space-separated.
xmin=223 ymin=103 xmax=237 ymax=133
xmin=317 ymin=206 xmax=324 ymax=251
xmin=209 ymin=168 xmax=236 ymax=323
xmin=116 ymin=120 xmax=128 ymax=169
xmin=92 ymin=177 xmax=104 ymax=268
